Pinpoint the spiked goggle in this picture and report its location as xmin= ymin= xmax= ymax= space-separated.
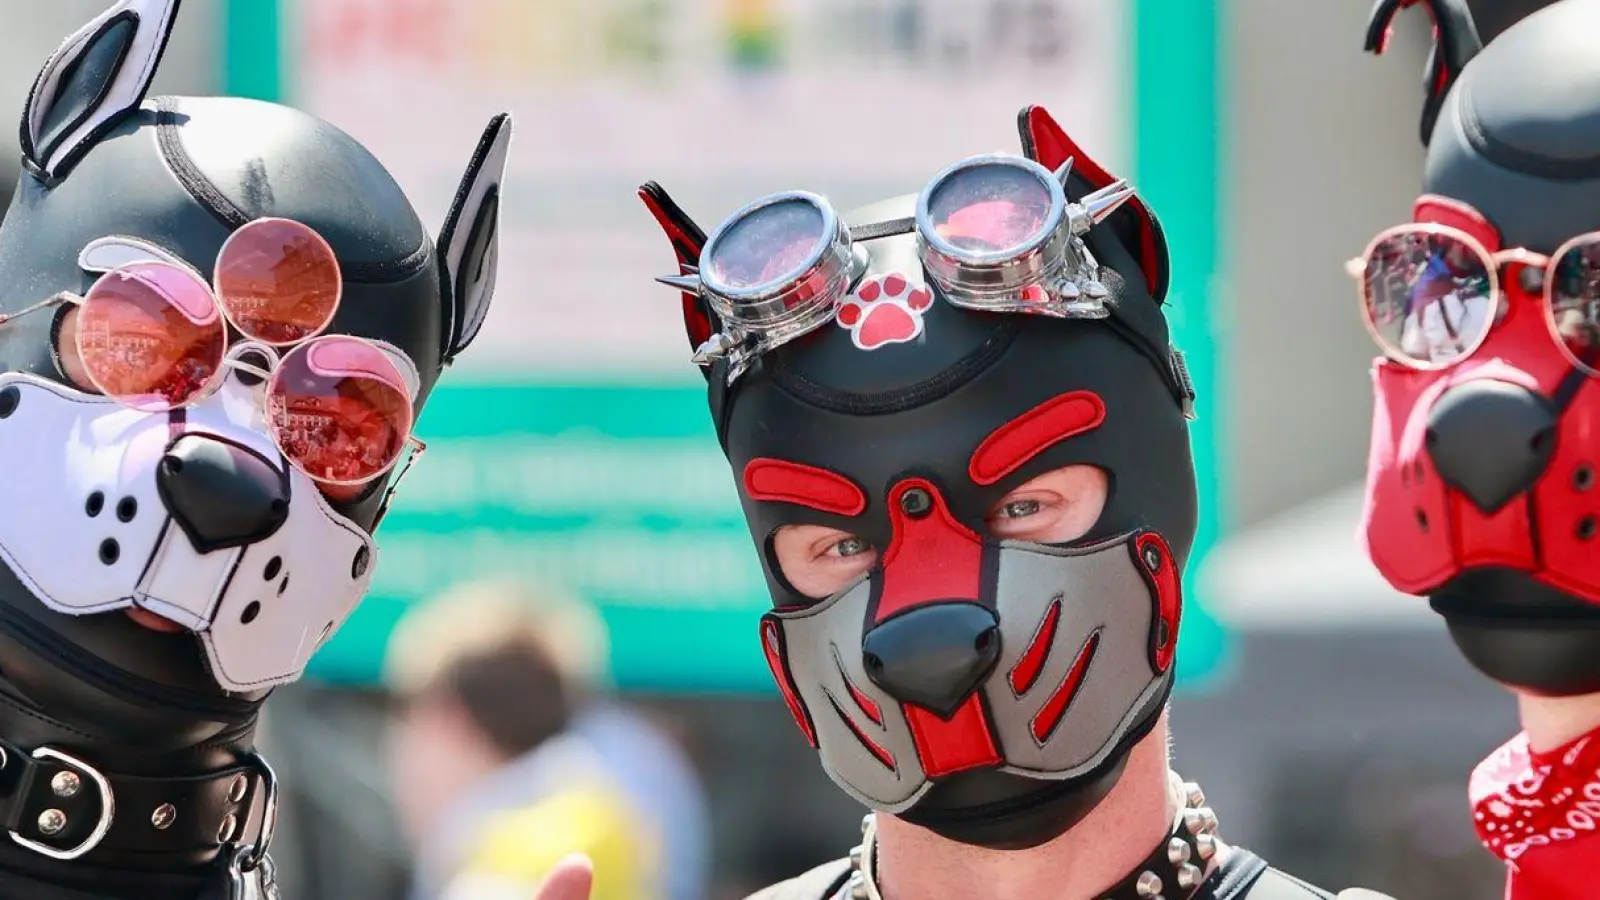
xmin=657 ymin=153 xmax=1138 ymax=383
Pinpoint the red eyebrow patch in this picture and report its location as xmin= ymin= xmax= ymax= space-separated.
xmin=969 ymin=391 xmax=1106 ymax=486
xmin=743 ymin=458 xmax=867 ymax=516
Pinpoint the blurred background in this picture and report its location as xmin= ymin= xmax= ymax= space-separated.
xmin=0 ymin=0 xmax=1568 ymax=897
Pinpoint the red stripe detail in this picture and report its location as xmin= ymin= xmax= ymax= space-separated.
xmin=846 ymin=677 xmax=883 ymax=726
xmin=744 ymin=458 xmax=867 ymax=517
xmin=1031 ymin=630 xmax=1100 ymax=744
xmin=969 ymin=392 xmax=1106 ymax=486
xmin=876 ymin=481 xmax=983 ymax=623
xmin=1412 ymin=194 xmax=1502 ymax=253
xmin=1022 ymin=106 xmax=1161 ymax=296
xmin=760 ymin=617 xmax=817 ymax=747
xmin=905 ymin=696 xmax=1003 ymax=777
xmin=1008 ymin=596 xmax=1063 ymax=695
xmin=1134 ymin=533 xmax=1182 ymax=674
xmin=829 ymin=694 xmax=895 ymax=771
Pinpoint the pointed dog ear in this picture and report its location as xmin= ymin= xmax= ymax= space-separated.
xmin=1364 ymin=0 xmax=1482 ymax=146
xmin=21 ymin=0 xmax=181 ymax=181
xmin=639 ymin=181 xmax=719 ymax=379
xmin=1017 ymin=104 xmax=1171 ymax=302
xmin=437 ymin=113 xmax=513 ymax=364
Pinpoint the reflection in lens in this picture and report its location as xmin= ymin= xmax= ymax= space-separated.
xmin=266 ymin=337 xmax=411 ymax=485
xmin=707 ymin=199 xmax=827 ymax=292
xmin=77 ymin=263 xmax=227 ymax=411
xmin=927 ymin=163 xmax=1054 ymax=255
xmin=1551 ymin=237 xmax=1600 ymax=374
xmin=215 ymin=218 xmax=342 ymax=345
xmin=1362 ymin=229 xmax=1493 ymax=368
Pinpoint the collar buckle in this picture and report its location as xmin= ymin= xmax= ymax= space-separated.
xmin=7 ymin=746 xmax=115 ymax=861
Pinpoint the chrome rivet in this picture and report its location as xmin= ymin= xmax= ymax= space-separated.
xmin=1166 ymin=836 xmax=1192 ymax=865
xmin=1197 ymin=807 xmax=1219 ymax=833
xmin=51 ymin=771 xmax=81 ymax=798
xmin=151 ymin=804 xmax=177 ymax=830
xmin=228 ymin=774 xmax=249 ymax=804
xmin=37 ymin=809 xmax=66 ymax=836
xmin=1177 ymin=864 xmax=1204 ymax=890
xmin=1182 ymin=808 xmax=1204 ymax=834
xmin=217 ymin=812 xmax=239 ymax=843
xmin=1183 ymin=781 xmax=1205 ymax=808
xmin=1136 ymin=871 xmax=1163 ymax=898
xmin=1195 ymin=833 xmax=1217 ymax=859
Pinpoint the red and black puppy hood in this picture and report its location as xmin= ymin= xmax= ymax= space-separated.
xmin=1364 ymin=0 xmax=1600 ymax=695
xmin=642 ymin=107 xmax=1197 ymax=849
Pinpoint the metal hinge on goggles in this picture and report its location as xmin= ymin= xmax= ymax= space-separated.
xmin=657 ymin=154 xmax=1138 ymax=383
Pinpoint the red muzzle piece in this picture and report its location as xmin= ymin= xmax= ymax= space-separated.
xmin=867 ymin=480 xmax=1003 ymax=777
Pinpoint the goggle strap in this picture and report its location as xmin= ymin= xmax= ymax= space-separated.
xmin=848 ymin=217 xmax=917 ymax=243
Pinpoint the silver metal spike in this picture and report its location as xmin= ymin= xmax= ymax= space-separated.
xmin=1135 ymin=872 xmax=1163 ymax=898
xmin=1182 ymin=808 xmax=1205 ymax=835
xmin=1166 ymin=837 xmax=1192 ymax=865
xmin=656 ymin=274 xmax=701 ymax=292
xmin=1176 ymin=864 xmax=1204 ymax=890
xmin=1184 ymin=782 xmax=1206 ymax=808
xmin=1195 ymin=833 xmax=1217 ymax=860
xmin=1053 ymin=156 xmax=1076 ymax=187
xmin=691 ymin=333 xmax=735 ymax=366
xmin=1082 ymin=179 xmax=1137 ymax=226
xmin=1197 ymin=807 xmax=1219 ymax=834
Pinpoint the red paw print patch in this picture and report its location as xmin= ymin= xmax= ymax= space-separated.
xmin=836 ymin=272 xmax=933 ymax=351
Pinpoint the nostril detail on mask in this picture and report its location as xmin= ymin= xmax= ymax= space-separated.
xmin=974 ymin=627 xmax=997 ymax=655
xmin=240 ymin=601 xmax=261 ymax=625
xmin=270 ymin=499 xmax=288 ymax=518
xmin=351 ymin=546 xmax=370 ymax=579
xmin=864 ymin=653 xmax=884 ymax=675
xmin=98 ymin=539 xmax=119 ymax=565
xmin=1532 ymin=428 xmax=1555 ymax=455
xmin=1577 ymin=465 xmax=1595 ymax=492
xmin=1416 ymin=509 xmax=1430 ymax=532
xmin=263 ymin=557 xmax=282 ymax=581
xmin=0 ymin=386 xmax=20 ymax=419
xmin=85 ymin=492 xmax=104 ymax=518
xmin=116 ymin=497 xmax=136 ymax=523
xmin=1579 ymin=516 xmax=1597 ymax=542
xmin=162 ymin=455 xmax=183 ymax=475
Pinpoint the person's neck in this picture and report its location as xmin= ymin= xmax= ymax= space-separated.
xmin=874 ymin=720 xmax=1179 ymax=900
xmin=1517 ymin=691 xmax=1600 ymax=753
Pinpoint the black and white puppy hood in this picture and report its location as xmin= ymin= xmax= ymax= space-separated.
xmin=0 ymin=0 xmax=511 ymax=698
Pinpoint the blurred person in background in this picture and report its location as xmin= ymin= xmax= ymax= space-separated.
xmin=386 ymin=578 xmax=709 ymax=900
xmin=635 ymin=104 xmax=1391 ymax=900
xmin=1358 ymin=1 xmax=1600 ymax=897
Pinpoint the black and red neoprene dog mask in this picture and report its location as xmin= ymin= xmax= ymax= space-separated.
xmin=1363 ymin=0 xmax=1600 ymax=695
xmin=642 ymin=107 xmax=1199 ymax=845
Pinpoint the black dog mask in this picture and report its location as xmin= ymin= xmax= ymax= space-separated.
xmin=0 ymin=0 xmax=508 ymax=877
xmin=642 ymin=107 xmax=1197 ymax=849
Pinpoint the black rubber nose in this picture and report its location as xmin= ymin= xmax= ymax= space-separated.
xmin=1425 ymin=381 xmax=1557 ymax=514
xmin=157 ymin=435 xmax=290 ymax=553
xmin=862 ymin=603 xmax=1001 ymax=718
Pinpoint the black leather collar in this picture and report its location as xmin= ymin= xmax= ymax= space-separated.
xmin=0 ymin=737 xmax=275 ymax=867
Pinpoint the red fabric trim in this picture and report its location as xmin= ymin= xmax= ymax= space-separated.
xmin=905 ymin=696 xmax=1003 ymax=777
xmin=1022 ymin=106 xmax=1161 ymax=295
xmin=876 ymin=480 xmax=984 ymax=622
xmin=743 ymin=458 xmax=867 ymax=517
xmin=760 ymin=617 xmax=817 ymax=747
xmin=1412 ymin=194 xmax=1502 ymax=253
xmin=836 ymin=652 xmax=883 ymax=726
xmin=968 ymin=391 xmax=1107 ymax=486
xmin=1008 ymin=596 xmax=1063 ymax=696
xmin=1135 ymin=533 xmax=1182 ymax=674
xmin=1031 ymin=630 xmax=1100 ymax=744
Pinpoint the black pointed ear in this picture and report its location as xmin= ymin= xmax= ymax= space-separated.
xmin=1364 ymin=0 xmax=1482 ymax=147
xmin=1017 ymin=104 xmax=1171 ymax=302
xmin=437 ymin=113 xmax=513 ymax=364
xmin=638 ymin=181 xmax=720 ymax=379
xmin=20 ymin=0 xmax=181 ymax=182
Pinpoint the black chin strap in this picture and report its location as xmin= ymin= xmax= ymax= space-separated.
xmin=0 ymin=735 xmax=276 ymax=870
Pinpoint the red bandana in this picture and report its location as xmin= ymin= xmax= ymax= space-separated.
xmin=1472 ymin=728 xmax=1600 ymax=899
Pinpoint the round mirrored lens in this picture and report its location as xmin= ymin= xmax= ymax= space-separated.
xmin=266 ymin=337 xmax=412 ymax=486
xmin=215 ymin=218 xmax=341 ymax=346
xmin=927 ymin=162 xmax=1054 ymax=256
xmin=76 ymin=263 xmax=227 ymax=412
xmin=706 ymin=198 xmax=827 ymax=292
xmin=1361 ymin=228 xmax=1494 ymax=368
xmin=1549 ymin=236 xmax=1600 ymax=374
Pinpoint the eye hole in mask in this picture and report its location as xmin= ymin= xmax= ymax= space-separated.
xmin=771 ymin=464 xmax=1108 ymax=600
